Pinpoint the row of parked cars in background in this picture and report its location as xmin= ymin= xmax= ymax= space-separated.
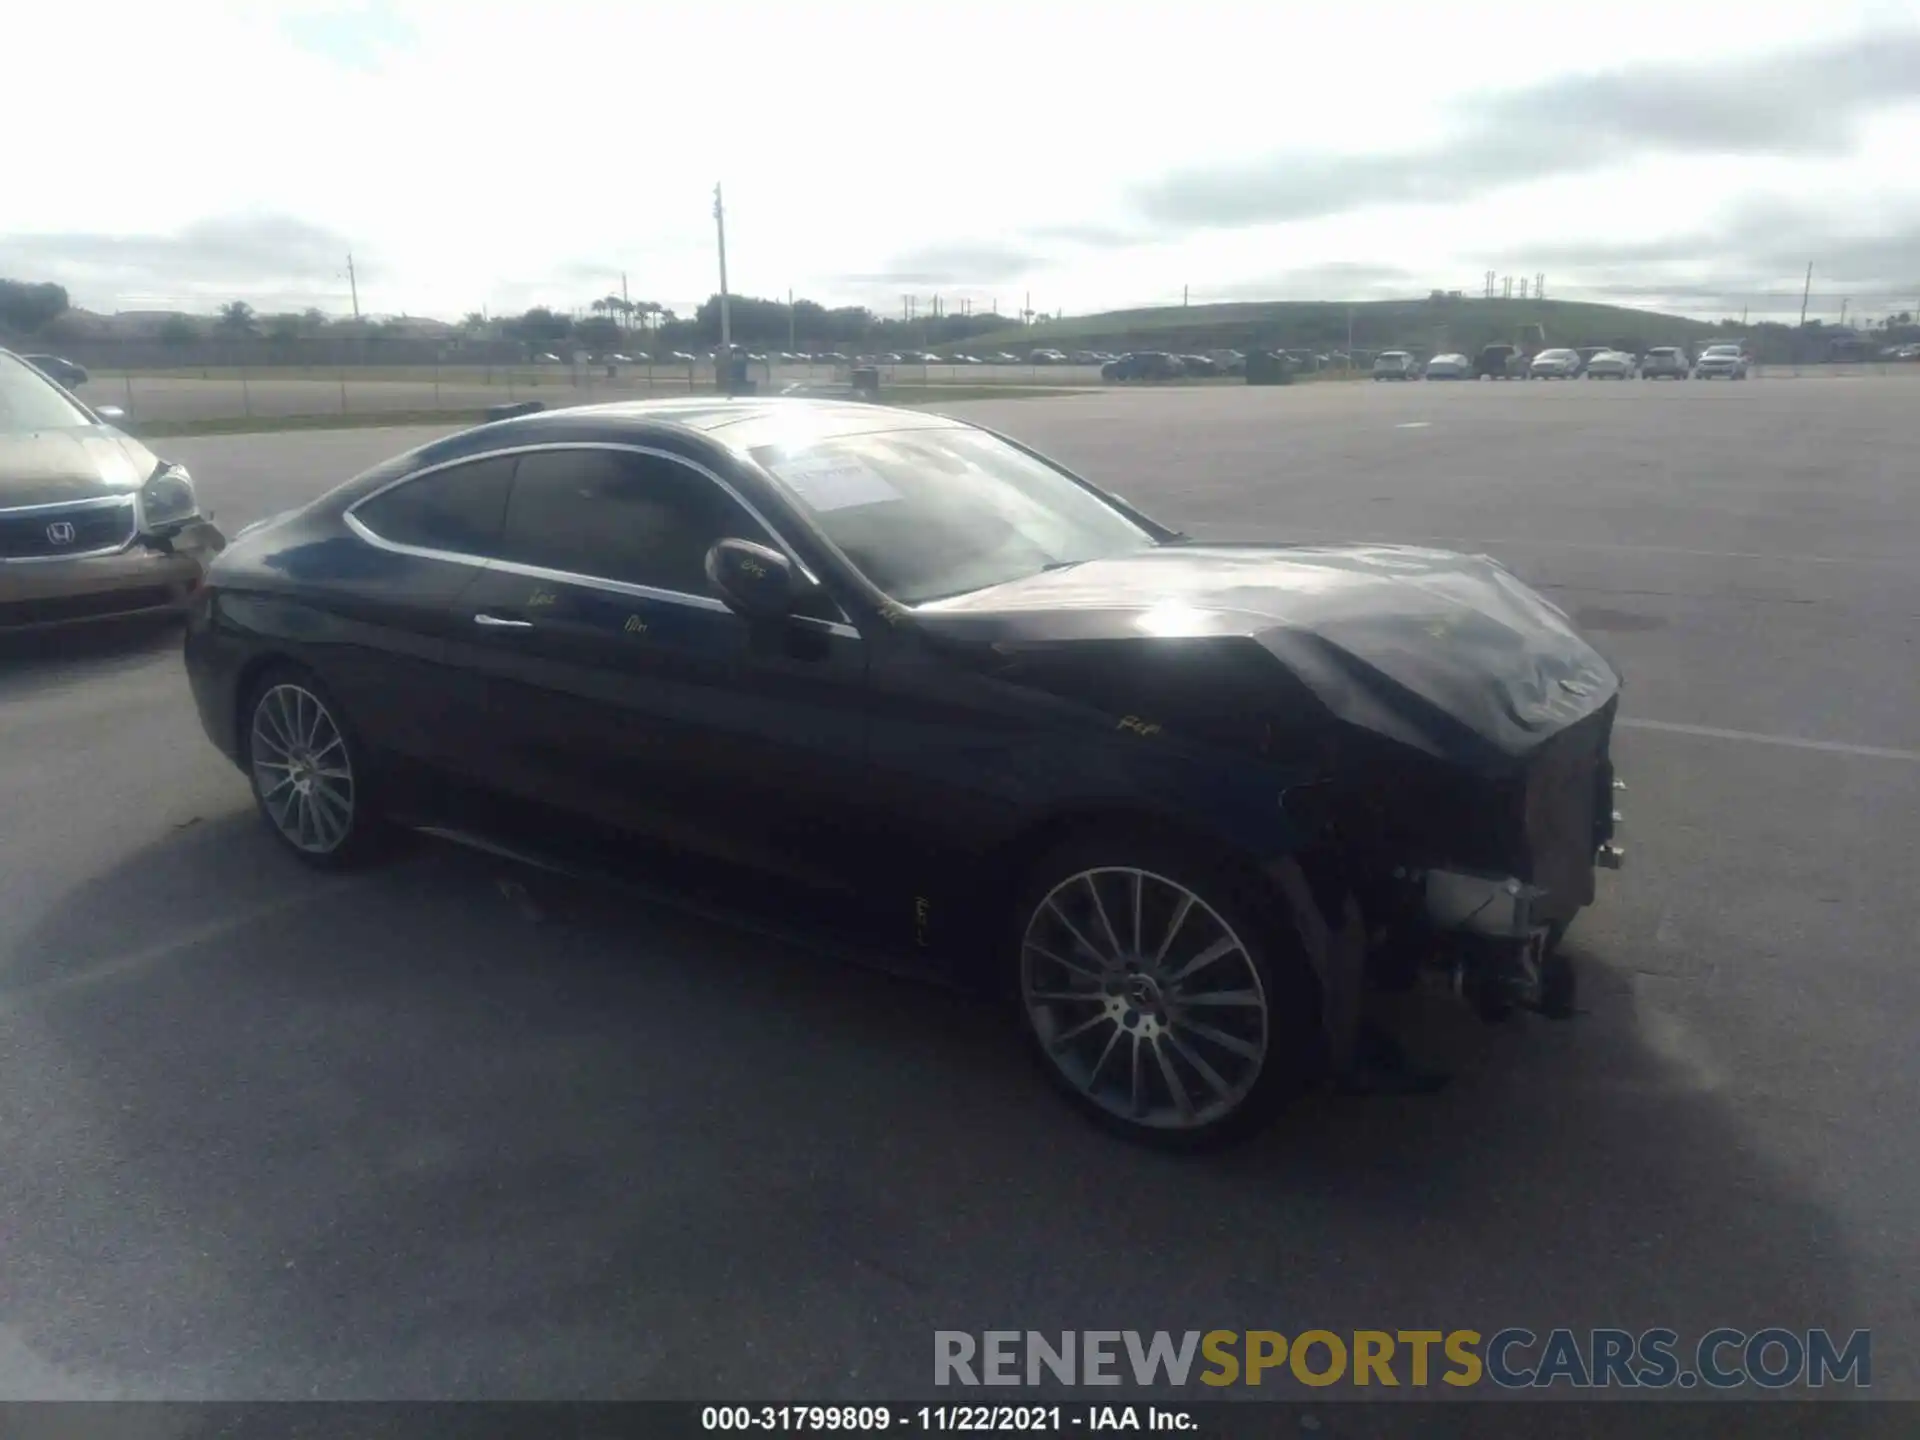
xmin=560 ymin=348 xmax=1130 ymax=368
xmin=1374 ymin=343 xmax=1754 ymax=382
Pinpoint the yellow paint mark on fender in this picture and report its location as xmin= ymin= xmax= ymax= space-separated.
xmin=1118 ymin=715 xmax=1162 ymax=738
xmin=913 ymin=895 xmax=931 ymax=948
xmin=624 ymin=614 xmax=648 ymax=634
xmin=527 ymin=588 xmax=559 ymax=609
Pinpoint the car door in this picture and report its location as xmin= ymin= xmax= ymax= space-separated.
xmin=443 ymin=442 xmax=873 ymax=892
xmin=324 ymin=452 xmax=517 ymax=765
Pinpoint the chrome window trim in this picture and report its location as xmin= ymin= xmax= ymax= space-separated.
xmin=344 ymin=441 xmax=860 ymax=639
xmin=0 ymin=494 xmax=138 ymax=564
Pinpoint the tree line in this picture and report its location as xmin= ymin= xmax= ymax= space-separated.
xmin=480 ymin=293 xmax=1032 ymax=355
xmin=3 ymin=278 xmax=1036 ymax=356
xmin=11 ymin=275 xmax=1916 ymax=358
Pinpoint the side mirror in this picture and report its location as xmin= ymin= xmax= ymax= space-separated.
xmin=705 ymin=538 xmax=795 ymax=622
xmin=95 ymin=405 xmax=127 ymax=422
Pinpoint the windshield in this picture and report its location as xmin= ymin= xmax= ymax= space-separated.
xmin=751 ymin=426 xmax=1159 ymax=604
xmin=1539 ymin=349 xmax=1576 ymax=360
xmin=0 ymin=352 xmax=94 ymax=432
xmin=1704 ymin=345 xmax=1741 ymax=356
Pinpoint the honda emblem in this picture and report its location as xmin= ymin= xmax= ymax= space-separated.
xmin=46 ymin=520 xmax=77 ymax=545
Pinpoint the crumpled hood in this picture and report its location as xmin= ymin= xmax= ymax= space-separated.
xmin=0 ymin=426 xmax=159 ymax=507
xmin=916 ymin=542 xmax=1620 ymax=768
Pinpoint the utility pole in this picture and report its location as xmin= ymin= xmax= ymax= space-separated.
xmin=713 ymin=183 xmax=732 ymax=356
xmin=1839 ymin=297 xmax=1849 ymax=327
xmin=346 ymin=253 xmax=360 ymax=319
xmin=1536 ymin=272 xmax=1545 ymax=300
xmin=788 ymin=287 xmax=796 ymax=352
xmin=1799 ymin=262 xmax=1813 ymax=327
xmin=1183 ymin=284 xmax=1189 ymax=308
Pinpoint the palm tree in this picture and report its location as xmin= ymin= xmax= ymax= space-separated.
xmin=461 ymin=311 xmax=489 ymax=334
xmin=217 ymin=300 xmax=257 ymax=336
xmin=633 ymin=300 xmax=669 ymax=335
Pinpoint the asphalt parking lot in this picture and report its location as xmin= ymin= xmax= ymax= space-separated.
xmin=2 ymin=377 xmax=1916 ymax=1410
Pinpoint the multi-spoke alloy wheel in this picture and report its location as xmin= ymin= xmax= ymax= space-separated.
xmin=251 ymin=681 xmax=355 ymax=854
xmin=1020 ymin=866 xmax=1273 ymax=1135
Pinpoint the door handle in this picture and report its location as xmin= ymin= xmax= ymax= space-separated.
xmin=473 ymin=612 xmax=534 ymax=629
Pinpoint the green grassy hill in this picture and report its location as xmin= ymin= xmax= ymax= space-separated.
xmin=965 ymin=297 xmax=1718 ymax=356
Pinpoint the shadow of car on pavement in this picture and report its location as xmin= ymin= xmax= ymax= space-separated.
xmin=0 ymin=809 xmax=1861 ymax=1412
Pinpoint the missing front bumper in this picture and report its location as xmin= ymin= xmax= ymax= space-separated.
xmin=1423 ymin=868 xmax=1547 ymax=939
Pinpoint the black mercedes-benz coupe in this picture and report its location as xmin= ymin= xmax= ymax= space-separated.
xmin=2 ymin=348 xmax=225 ymax=633
xmin=184 ymin=396 xmax=1624 ymax=1146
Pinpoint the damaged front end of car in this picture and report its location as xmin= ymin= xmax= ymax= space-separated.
xmin=1237 ymin=588 xmax=1624 ymax=1032
xmin=1277 ymin=702 xmax=1626 ymax=1027
xmin=917 ymin=539 xmax=1628 ymax=1057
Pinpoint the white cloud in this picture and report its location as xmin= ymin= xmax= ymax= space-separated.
xmin=5 ymin=0 xmax=1919 ymax=321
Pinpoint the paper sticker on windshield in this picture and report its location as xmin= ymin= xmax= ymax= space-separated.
xmin=774 ymin=456 xmax=901 ymax=512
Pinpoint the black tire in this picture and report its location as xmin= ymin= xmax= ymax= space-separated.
xmin=242 ymin=663 xmax=397 ymax=870
xmin=1009 ymin=829 xmax=1324 ymax=1150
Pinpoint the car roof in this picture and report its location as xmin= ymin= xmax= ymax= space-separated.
xmin=425 ymin=395 xmax=967 ymax=461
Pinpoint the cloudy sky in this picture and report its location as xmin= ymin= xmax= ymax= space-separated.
xmin=5 ymin=0 xmax=1920 ymax=323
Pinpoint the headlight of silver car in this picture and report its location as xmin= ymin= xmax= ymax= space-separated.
xmin=139 ymin=463 xmax=200 ymax=530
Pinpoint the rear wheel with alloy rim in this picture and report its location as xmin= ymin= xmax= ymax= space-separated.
xmin=1013 ymin=837 xmax=1320 ymax=1148
xmin=245 ymin=667 xmax=391 ymax=868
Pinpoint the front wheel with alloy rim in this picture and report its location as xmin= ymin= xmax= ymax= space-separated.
xmin=244 ymin=667 xmax=391 ymax=868
xmin=1013 ymin=838 xmax=1321 ymax=1149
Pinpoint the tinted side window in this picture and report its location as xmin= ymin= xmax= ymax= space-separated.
xmin=498 ymin=448 xmax=772 ymax=596
xmin=353 ymin=456 xmax=515 ymax=554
